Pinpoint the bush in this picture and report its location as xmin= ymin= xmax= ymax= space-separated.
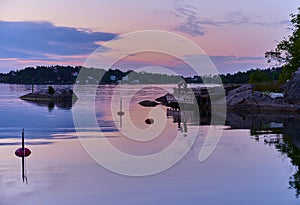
xmin=252 ymin=81 xmax=283 ymax=92
xmin=48 ymin=86 xmax=55 ymax=95
xmin=249 ymin=70 xmax=271 ymax=84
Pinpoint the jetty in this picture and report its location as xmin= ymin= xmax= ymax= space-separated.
xmin=155 ymin=81 xmax=224 ymax=111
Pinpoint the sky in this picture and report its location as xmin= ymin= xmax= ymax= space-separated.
xmin=0 ymin=0 xmax=299 ymax=75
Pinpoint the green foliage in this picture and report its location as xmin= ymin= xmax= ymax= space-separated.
xmin=279 ymin=66 xmax=297 ymax=83
xmin=48 ymin=86 xmax=55 ymax=95
xmin=249 ymin=70 xmax=271 ymax=83
xmin=252 ymin=81 xmax=282 ymax=92
xmin=248 ymin=70 xmax=284 ymax=92
xmin=183 ymin=67 xmax=282 ymax=84
xmin=265 ymin=7 xmax=300 ymax=81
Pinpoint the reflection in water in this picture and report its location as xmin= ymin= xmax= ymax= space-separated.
xmin=249 ymin=116 xmax=300 ymax=198
xmin=227 ymin=113 xmax=300 ymax=198
xmin=22 ymin=99 xmax=76 ymax=111
xmin=167 ymin=109 xmax=300 ymax=198
xmin=117 ymin=98 xmax=125 ymax=127
xmin=166 ymin=109 xmax=210 ymax=129
xmin=275 ymin=134 xmax=300 ymax=197
xmin=48 ymin=102 xmax=55 ymax=112
xmin=2 ymin=84 xmax=300 ymax=204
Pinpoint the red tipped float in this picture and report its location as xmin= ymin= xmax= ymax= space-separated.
xmin=15 ymin=128 xmax=31 ymax=183
xmin=15 ymin=129 xmax=32 ymax=158
xmin=15 ymin=148 xmax=31 ymax=158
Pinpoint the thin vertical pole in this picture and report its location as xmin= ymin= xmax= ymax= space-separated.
xmin=120 ymin=98 xmax=122 ymax=128
xmin=120 ymin=98 xmax=122 ymax=111
xmin=22 ymin=128 xmax=25 ymax=182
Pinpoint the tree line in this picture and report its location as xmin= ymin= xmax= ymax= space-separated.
xmin=0 ymin=65 xmax=181 ymax=84
xmin=0 ymin=65 xmax=283 ymax=85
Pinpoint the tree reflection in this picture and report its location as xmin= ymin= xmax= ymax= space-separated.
xmin=167 ymin=109 xmax=300 ymax=198
xmin=245 ymin=115 xmax=300 ymax=198
xmin=275 ymin=134 xmax=300 ymax=197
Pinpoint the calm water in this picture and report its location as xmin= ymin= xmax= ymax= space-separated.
xmin=0 ymin=84 xmax=300 ymax=205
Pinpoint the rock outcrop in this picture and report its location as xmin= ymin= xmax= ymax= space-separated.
xmin=138 ymin=100 xmax=159 ymax=107
xmin=282 ymin=68 xmax=300 ymax=105
xmin=226 ymin=84 xmax=300 ymax=113
xmin=226 ymin=84 xmax=255 ymax=106
xmin=20 ymin=87 xmax=77 ymax=102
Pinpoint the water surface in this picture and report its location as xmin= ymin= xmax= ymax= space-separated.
xmin=0 ymin=84 xmax=299 ymax=205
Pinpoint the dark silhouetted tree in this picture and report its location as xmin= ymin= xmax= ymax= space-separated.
xmin=265 ymin=7 xmax=300 ymax=82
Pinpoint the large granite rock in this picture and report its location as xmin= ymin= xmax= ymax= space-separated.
xmin=20 ymin=87 xmax=77 ymax=102
xmin=226 ymin=84 xmax=254 ymax=106
xmin=226 ymin=84 xmax=300 ymax=113
xmin=282 ymin=68 xmax=300 ymax=105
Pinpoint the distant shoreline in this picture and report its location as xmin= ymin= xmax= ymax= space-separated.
xmin=0 ymin=65 xmax=283 ymax=85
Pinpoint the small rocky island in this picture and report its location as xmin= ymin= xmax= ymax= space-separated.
xmin=20 ymin=86 xmax=77 ymax=102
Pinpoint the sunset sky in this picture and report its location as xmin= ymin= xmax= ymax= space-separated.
xmin=0 ymin=0 xmax=299 ymax=75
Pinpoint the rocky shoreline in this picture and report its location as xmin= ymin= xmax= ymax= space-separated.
xmin=226 ymin=69 xmax=300 ymax=113
xmin=146 ymin=68 xmax=300 ymax=114
xmin=225 ymin=84 xmax=300 ymax=114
